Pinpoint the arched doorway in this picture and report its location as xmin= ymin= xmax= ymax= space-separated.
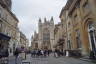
xmin=88 ymin=22 xmax=96 ymax=51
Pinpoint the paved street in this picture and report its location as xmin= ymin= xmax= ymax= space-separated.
xmin=30 ymin=57 xmax=95 ymax=64
xmin=21 ymin=54 xmax=96 ymax=64
xmin=8 ymin=56 xmax=22 ymax=64
xmin=7 ymin=54 xmax=96 ymax=64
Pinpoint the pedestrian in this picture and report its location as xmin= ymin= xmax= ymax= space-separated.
xmin=54 ymin=49 xmax=58 ymax=57
xmin=89 ymin=50 xmax=95 ymax=59
xmin=14 ymin=48 xmax=19 ymax=64
xmin=47 ymin=50 xmax=50 ymax=56
xmin=41 ymin=50 xmax=44 ymax=57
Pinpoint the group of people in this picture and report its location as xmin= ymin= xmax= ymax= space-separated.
xmin=30 ymin=49 xmax=64 ymax=58
xmin=54 ymin=48 xmax=64 ymax=57
xmin=31 ymin=49 xmax=52 ymax=57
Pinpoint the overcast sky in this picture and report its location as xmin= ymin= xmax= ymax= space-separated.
xmin=12 ymin=0 xmax=67 ymax=43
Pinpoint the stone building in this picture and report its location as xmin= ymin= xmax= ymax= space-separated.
xmin=20 ymin=32 xmax=29 ymax=48
xmin=26 ymin=39 xmax=29 ymax=49
xmin=0 ymin=0 xmax=20 ymax=56
xmin=38 ymin=17 xmax=55 ymax=50
xmin=60 ymin=0 xmax=96 ymax=57
xmin=0 ymin=0 xmax=12 ymax=10
xmin=54 ymin=22 xmax=65 ymax=51
xmin=31 ymin=32 xmax=39 ymax=50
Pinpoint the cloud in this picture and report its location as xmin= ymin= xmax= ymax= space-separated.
xmin=12 ymin=0 xmax=67 ymax=43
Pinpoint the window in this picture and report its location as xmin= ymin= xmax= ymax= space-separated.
xmin=68 ymin=40 xmax=71 ymax=49
xmin=74 ymin=14 xmax=78 ymax=22
xmin=83 ymin=0 xmax=90 ymax=13
xmin=68 ymin=22 xmax=71 ymax=27
xmin=43 ymin=33 xmax=50 ymax=41
xmin=67 ymin=34 xmax=72 ymax=49
xmin=76 ymin=1 xmax=80 ymax=8
xmin=76 ymin=30 xmax=81 ymax=48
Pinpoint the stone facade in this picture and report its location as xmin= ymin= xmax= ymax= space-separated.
xmin=31 ymin=32 xmax=38 ymax=50
xmin=0 ymin=0 xmax=20 ymax=56
xmin=38 ymin=17 xmax=54 ymax=50
xmin=60 ymin=0 xmax=96 ymax=56
xmin=54 ymin=22 xmax=65 ymax=51
xmin=20 ymin=32 xmax=29 ymax=48
xmin=0 ymin=0 xmax=12 ymax=10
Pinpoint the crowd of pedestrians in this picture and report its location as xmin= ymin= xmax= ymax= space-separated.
xmin=30 ymin=49 xmax=64 ymax=58
xmin=54 ymin=48 xmax=64 ymax=57
xmin=31 ymin=49 xmax=52 ymax=57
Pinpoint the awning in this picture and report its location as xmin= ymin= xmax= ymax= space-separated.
xmin=0 ymin=33 xmax=11 ymax=40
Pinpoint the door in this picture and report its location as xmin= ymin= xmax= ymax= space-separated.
xmin=88 ymin=24 xmax=96 ymax=51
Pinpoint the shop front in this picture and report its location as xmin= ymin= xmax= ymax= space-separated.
xmin=0 ymin=33 xmax=11 ymax=58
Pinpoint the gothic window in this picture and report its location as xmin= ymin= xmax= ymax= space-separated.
xmin=68 ymin=40 xmax=71 ymax=49
xmin=43 ymin=33 xmax=50 ymax=41
xmin=76 ymin=30 xmax=81 ymax=48
xmin=43 ymin=28 xmax=50 ymax=42
xmin=67 ymin=34 xmax=72 ymax=49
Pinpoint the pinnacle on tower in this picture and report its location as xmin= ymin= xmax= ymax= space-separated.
xmin=50 ymin=16 xmax=54 ymax=25
xmin=44 ymin=17 xmax=47 ymax=22
xmin=31 ymin=35 xmax=33 ymax=39
xmin=34 ymin=31 xmax=37 ymax=34
xmin=39 ymin=18 xmax=41 ymax=23
xmin=51 ymin=16 xmax=54 ymax=21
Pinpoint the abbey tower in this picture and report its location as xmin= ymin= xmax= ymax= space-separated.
xmin=38 ymin=17 xmax=55 ymax=50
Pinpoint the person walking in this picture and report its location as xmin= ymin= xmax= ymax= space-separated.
xmin=41 ymin=50 xmax=44 ymax=57
xmin=54 ymin=49 xmax=58 ymax=57
xmin=14 ymin=48 xmax=19 ymax=64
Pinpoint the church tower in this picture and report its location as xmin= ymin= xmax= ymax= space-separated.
xmin=50 ymin=16 xmax=54 ymax=24
xmin=38 ymin=18 xmax=42 ymax=49
xmin=38 ymin=17 xmax=55 ymax=50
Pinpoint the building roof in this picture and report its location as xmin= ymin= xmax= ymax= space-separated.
xmin=59 ymin=0 xmax=74 ymax=18
xmin=64 ymin=0 xmax=74 ymax=10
